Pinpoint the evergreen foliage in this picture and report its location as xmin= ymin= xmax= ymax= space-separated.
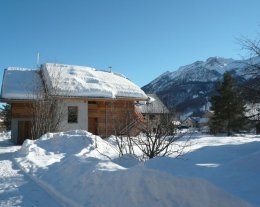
xmin=0 ymin=104 xmax=11 ymax=130
xmin=210 ymin=72 xmax=248 ymax=135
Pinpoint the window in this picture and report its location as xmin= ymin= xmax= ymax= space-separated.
xmin=68 ymin=106 xmax=78 ymax=123
xmin=88 ymin=101 xmax=97 ymax=104
xmin=149 ymin=114 xmax=155 ymax=120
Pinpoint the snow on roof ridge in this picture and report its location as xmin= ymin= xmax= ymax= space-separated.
xmin=6 ymin=67 xmax=37 ymax=71
xmin=43 ymin=62 xmax=96 ymax=71
xmin=43 ymin=63 xmax=129 ymax=80
xmin=42 ymin=62 xmax=147 ymax=99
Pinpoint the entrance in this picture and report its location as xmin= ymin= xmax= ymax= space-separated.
xmin=88 ymin=117 xmax=98 ymax=135
xmin=18 ymin=121 xmax=32 ymax=145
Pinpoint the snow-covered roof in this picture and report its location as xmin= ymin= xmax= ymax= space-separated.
xmin=42 ymin=63 xmax=147 ymax=99
xmin=1 ymin=63 xmax=147 ymax=100
xmin=1 ymin=68 xmax=43 ymax=100
xmin=137 ymin=94 xmax=169 ymax=114
xmin=245 ymin=103 xmax=260 ymax=120
xmin=198 ymin=117 xmax=209 ymax=124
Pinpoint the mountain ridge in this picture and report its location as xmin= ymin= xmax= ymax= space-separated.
xmin=142 ymin=56 xmax=259 ymax=115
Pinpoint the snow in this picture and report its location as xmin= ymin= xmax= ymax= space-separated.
xmin=137 ymin=93 xmax=169 ymax=114
xmin=1 ymin=68 xmax=43 ymax=99
xmin=144 ymin=56 xmax=260 ymax=94
xmin=246 ymin=103 xmax=260 ymax=120
xmin=1 ymin=130 xmax=258 ymax=207
xmin=0 ymin=132 xmax=63 ymax=207
xmin=1 ymin=63 xmax=147 ymax=100
xmin=145 ymin=134 xmax=260 ymax=206
xmin=198 ymin=117 xmax=209 ymax=124
xmin=11 ymin=130 xmax=258 ymax=207
xmin=42 ymin=63 xmax=147 ymax=99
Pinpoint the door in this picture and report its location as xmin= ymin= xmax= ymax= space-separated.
xmin=18 ymin=121 xmax=32 ymax=145
xmin=88 ymin=117 xmax=98 ymax=135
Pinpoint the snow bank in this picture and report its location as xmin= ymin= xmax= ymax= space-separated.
xmin=145 ymin=134 xmax=260 ymax=206
xmin=16 ymin=130 xmax=118 ymax=173
xmin=42 ymin=63 xmax=147 ymax=99
xmin=14 ymin=131 xmax=253 ymax=207
xmin=42 ymin=164 xmax=252 ymax=207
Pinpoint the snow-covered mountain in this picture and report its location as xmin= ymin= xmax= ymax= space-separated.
xmin=142 ymin=57 xmax=260 ymax=115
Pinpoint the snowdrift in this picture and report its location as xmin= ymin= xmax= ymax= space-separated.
xmin=145 ymin=134 xmax=260 ymax=206
xmin=15 ymin=131 xmax=253 ymax=207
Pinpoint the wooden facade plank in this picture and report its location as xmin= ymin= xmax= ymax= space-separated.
xmin=11 ymin=98 xmax=140 ymax=138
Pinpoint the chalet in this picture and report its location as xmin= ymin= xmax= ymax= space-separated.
xmin=180 ymin=111 xmax=214 ymax=132
xmin=137 ymin=94 xmax=169 ymax=133
xmin=0 ymin=63 xmax=147 ymax=144
xmin=181 ymin=117 xmax=198 ymax=128
xmin=246 ymin=103 xmax=260 ymax=134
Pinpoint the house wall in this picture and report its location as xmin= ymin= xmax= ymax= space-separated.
xmin=88 ymin=100 xmax=137 ymax=137
xmin=143 ymin=113 xmax=161 ymax=132
xmin=11 ymin=118 xmax=32 ymax=144
xmin=58 ymin=100 xmax=88 ymax=131
xmin=11 ymin=103 xmax=33 ymax=144
xmin=12 ymin=102 xmax=33 ymax=118
xmin=10 ymin=99 xmax=140 ymax=144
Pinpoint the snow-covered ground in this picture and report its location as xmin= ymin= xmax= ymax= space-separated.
xmin=145 ymin=133 xmax=260 ymax=206
xmin=0 ymin=131 xmax=259 ymax=207
xmin=2 ymin=130 xmax=257 ymax=207
xmin=0 ymin=132 xmax=63 ymax=207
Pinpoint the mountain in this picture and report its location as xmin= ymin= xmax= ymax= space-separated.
xmin=142 ymin=57 xmax=260 ymax=116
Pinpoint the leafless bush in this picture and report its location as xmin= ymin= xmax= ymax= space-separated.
xmin=29 ymin=68 xmax=67 ymax=139
xmin=133 ymin=112 xmax=187 ymax=160
xmin=112 ymin=104 xmax=189 ymax=160
xmin=110 ymin=101 xmax=140 ymax=157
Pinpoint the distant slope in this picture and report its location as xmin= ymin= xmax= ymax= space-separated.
xmin=142 ymin=57 xmax=260 ymax=115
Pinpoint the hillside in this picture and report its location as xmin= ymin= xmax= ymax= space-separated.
xmin=142 ymin=57 xmax=260 ymax=115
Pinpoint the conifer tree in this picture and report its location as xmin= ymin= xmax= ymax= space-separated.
xmin=210 ymin=72 xmax=248 ymax=135
xmin=0 ymin=104 xmax=11 ymax=130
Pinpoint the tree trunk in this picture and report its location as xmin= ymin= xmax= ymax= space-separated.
xmin=256 ymin=122 xmax=260 ymax=134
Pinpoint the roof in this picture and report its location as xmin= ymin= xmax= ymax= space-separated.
xmin=137 ymin=94 xmax=169 ymax=114
xmin=1 ymin=68 xmax=43 ymax=100
xmin=245 ymin=103 xmax=260 ymax=120
xmin=42 ymin=63 xmax=147 ymax=99
xmin=1 ymin=63 xmax=147 ymax=100
xmin=198 ymin=117 xmax=209 ymax=124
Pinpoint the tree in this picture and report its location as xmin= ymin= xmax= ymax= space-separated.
xmin=132 ymin=111 xmax=184 ymax=159
xmin=113 ymin=104 xmax=187 ymax=160
xmin=28 ymin=68 xmax=67 ymax=140
xmin=210 ymin=72 xmax=248 ymax=136
xmin=239 ymin=35 xmax=260 ymax=133
xmin=0 ymin=104 xmax=11 ymax=130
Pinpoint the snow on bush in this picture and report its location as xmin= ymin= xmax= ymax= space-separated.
xmin=15 ymin=130 xmax=253 ymax=207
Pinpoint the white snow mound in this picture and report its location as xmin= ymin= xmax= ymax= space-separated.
xmin=15 ymin=130 xmax=253 ymax=207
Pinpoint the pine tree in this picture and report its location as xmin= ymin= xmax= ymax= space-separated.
xmin=0 ymin=104 xmax=11 ymax=130
xmin=210 ymin=72 xmax=248 ymax=136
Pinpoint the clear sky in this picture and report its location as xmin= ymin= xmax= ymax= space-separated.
xmin=0 ymin=0 xmax=260 ymax=87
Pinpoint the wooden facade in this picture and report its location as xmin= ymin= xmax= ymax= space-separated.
xmin=88 ymin=100 xmax=141 ymax=136
xmin=10 ymin=99 xmax=143 ymax=143
xmin=11 ymin=102 xmax=33 ymax=143
xmin=11 ymin=102 xmax=33 ymax=119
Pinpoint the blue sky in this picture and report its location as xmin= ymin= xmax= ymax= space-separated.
xmin=0 ymin=0 xmax=260 ymax=87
